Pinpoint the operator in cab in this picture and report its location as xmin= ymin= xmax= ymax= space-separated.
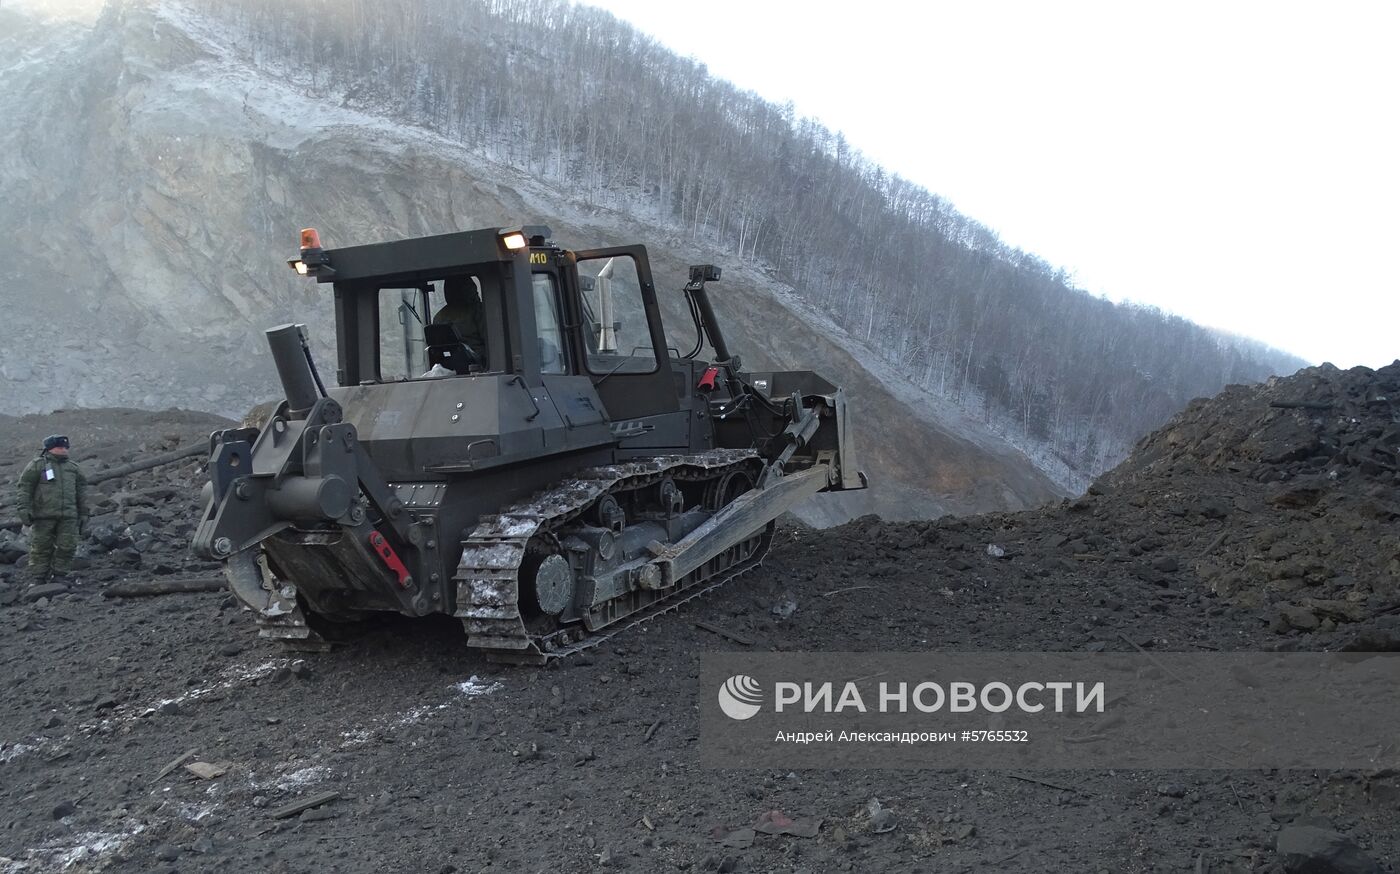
xmin=432 ymin=276 xmax=489 ymax=365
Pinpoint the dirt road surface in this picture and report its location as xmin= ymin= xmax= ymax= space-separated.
xmin=3 ymin=366 xmax=1400 ymax=872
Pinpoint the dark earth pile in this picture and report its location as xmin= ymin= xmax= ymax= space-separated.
xmin=1089 ymin=361 xmax=1400 ymax=636
xmin=2 ymin=373 xmax=1399 ymax=872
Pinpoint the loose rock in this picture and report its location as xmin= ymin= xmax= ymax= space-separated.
xmin=1276 ymin=824 xmax=1383 ymax=874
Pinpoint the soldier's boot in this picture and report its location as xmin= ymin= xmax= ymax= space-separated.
xmin=24 ymin=554 xmax=51 ymax=585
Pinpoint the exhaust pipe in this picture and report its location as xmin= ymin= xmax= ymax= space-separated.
xmin=266 ymin=323 xmax=322 ymax=418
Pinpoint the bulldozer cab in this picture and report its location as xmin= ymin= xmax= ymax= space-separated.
xmin=309 ymin=227 xmax=674 ymax=420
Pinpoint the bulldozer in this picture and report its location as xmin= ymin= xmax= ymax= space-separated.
xmin=192 ymin=226 xmax=864 ymax=663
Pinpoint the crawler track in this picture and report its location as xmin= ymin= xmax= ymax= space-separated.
xmin=454 ymin=449 xmax=771 ymax=663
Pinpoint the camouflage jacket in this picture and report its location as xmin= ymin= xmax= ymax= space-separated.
xmin=432 ymin=302 xmax=488 ymax=353
xmin=16 ymin=452 xmax=88 ymax=522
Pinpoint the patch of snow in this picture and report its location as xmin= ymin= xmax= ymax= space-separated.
xmin=0 ymin=741 xmax=43 ymax=764
xmin=148 ymin=1 xmax=522 ymax=165
xmin=247 ymin=762 xmax=332 ymax=792
xmin=0 ymin=822 xmax=146 ymax=872
xmin=393 ymin=704 xmax=446 ymax=726
xmin=59 ymin=659 xmax=288 ymax=749
xmin=273 ymin=764 xmax=331 ymax=792
xmin=177 ymin=801 xmax=218 ymax=823
xmin=496 ymin=519 xmax=538 ymax=538
xmin=337 ymin=677 xmax=502 ymax=749
xmin=456 ymin=676 xmax=503 ymax=697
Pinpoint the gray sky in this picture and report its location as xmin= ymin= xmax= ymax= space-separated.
xmin=584 ymin=0 xmax=1399 ymax=367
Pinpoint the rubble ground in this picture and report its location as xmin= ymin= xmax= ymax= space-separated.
xmin=3 ymin=365 xmax=1400 ymax=872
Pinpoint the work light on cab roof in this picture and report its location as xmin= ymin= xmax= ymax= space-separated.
xmin=498 ymin=229 xmax=528 ymax=250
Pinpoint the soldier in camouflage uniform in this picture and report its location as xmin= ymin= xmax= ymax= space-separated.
xmin=15 ymin=435 xmax=88 ymax=584
xmin=432 ymin=276 xmax=489 ymax=363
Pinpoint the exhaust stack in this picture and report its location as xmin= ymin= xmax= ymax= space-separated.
xmin=266 ymin=323 xmax=322 ymax=418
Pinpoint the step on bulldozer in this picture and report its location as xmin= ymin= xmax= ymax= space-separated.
xmin=192 ymin=226 xmax=864 ymax=662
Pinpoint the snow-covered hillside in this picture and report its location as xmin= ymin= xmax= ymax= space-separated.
xmin=0 ymin=0 xmax=1067 ymax=521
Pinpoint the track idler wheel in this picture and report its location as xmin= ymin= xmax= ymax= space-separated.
xmin=703 ymin=469 xmax=754 ymax=511
xmin=523 ymin=535 xmax=575 ymax=618
xmin=532 ymin=554 xmax=574 ymax=616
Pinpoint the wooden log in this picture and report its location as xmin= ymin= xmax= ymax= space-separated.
xmin=270 ymin=791 xmax=340 ymax=820
xmin=89 ymin=443 xmax=207 ymax=485
xmin=103 ymin=578 xmax=226 ymax=598
xmin=155 ymin=748 xmax=198 ymax=781
xmin=1268 ymin=401 xmax=1332 ymax=411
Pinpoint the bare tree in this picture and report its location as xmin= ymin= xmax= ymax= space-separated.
xmin=192 ymin=0 xmax=1308 ymax=475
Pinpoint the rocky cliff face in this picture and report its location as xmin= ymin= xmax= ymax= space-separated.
xmin=1 ymin=2 xmax=335 ymax=410
xmin=0 ymin=0 xmax=1066 ymax=521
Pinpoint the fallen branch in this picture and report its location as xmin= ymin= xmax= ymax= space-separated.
xmin=1003 ymin=773 xmax=1085 ymax=795
xmin=1200 ymin=531 xmax=1229 ymax=556
xmin=1116 ymin=632 xmax=1191 ymax=685
xmin=694 ymin=621 xmax=754 ymax=647
xmin=642 ymin=719 xmax=663 ymax=744
xmin=103 ymin=578 xmax=226 ymax=599
xmin=821 ymin=585 xmax=873 ymax=597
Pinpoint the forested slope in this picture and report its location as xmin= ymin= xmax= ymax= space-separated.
xmin=191 ymin=0 xmax=1307 ymax=475
xmin=0 ymin=0 xmax=1071 ymax=523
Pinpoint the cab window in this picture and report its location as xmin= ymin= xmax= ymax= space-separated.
xmin=577 ymin=254 xmax=657 ymax=374
xmin=377 ymin=288 xmax=428 ymax=381
xmin=376 ymin=275 xmax=501 ymax=380
xmin=532 ymin=273 xmax=567 ymax=374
